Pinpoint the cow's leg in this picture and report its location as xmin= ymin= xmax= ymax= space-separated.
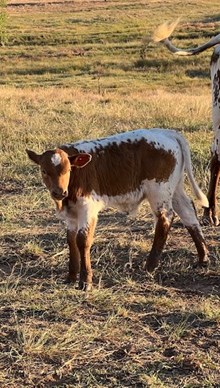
xmin=76 ymin=217 xmax=97 ymax=291
xmin=173 ymin=186 xmax=209 ymax=267
xmin=145 ymin=205 xmax=174 ymax=272
xmin=202 ymin=154 xmax=220 ymax=226
xmin=66 ymin=229 xmax=80 ymax=283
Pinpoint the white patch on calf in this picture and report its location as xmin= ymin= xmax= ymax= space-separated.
xmin=57 ymin=204 xmax=78 ymax=232
xmin=56 ymin=197 xmax=104 ymax=232
xmin=51 ymin=153 xmax=62 ymax=166
xmin=77 ymin=197 xmax=104 ymax=230
xmin=89 ymin=174 xmax=179 ymax=218
xmin=91 ymin=188 xmax=144 ymax=216
xmin=63 ymin=128 xmax=179 ymax=155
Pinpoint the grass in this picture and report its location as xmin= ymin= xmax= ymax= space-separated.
xmin=0 ymin=0 xmax=220 ymax=387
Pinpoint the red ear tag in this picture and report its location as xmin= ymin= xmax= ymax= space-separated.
xmin=70 ymin=153 xmax=92 ymax=168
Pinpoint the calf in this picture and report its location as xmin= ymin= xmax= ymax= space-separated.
xmin=153 ymin=20 xmax=220 ymax=225
xmin=27 ymin=128 xmax=209 ymax=290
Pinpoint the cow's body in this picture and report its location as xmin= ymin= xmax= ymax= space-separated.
xmin=61 ymin=129 xmax=181 ymax=218
xmin=27 ymin=128 xmax=209 ymax=290
xmin=153 ymin=21 xmax=220 ymax=225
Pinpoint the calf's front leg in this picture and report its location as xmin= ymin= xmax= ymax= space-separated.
xmin=76 ymin=217 xmax=97 ymax=291
xmin=66 ymin=229 xmax=80 ymax=283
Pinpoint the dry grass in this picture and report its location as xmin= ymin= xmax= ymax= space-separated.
xmin=1 ymin=0 xmax=220 ymax=387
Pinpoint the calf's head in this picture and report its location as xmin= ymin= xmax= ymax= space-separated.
xmin=26 ymin=148 xmax=92 ymax=201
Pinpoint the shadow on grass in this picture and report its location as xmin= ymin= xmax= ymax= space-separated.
xmin=186 ymin=69 xmax=210 ymax=79
xmin=0 ymin=66 xmax=75 ymax=77
xmin=1 ymin=209 xmax=219 ymax=295
xmin=200 ymin=14 xmax=220 ymax=24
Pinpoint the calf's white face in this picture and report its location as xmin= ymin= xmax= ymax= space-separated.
xmin=26 ymin=148 xmax=92 ymax=201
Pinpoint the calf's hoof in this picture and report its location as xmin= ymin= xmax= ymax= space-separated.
xmin=78 ymin=280 xmax=93 ymax=292
xmin=64 ymin=275 xmax=77 ymax=284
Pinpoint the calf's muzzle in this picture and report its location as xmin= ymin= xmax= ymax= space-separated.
xmin=51 ymin=188 xmax=68 ymax=200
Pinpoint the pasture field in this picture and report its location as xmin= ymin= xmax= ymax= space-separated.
xmin=0 ymin=0 xmax=220 ymax=387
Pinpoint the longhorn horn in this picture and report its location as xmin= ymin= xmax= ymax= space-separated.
xmin=153 ymin=19 xmax=220 ymax=56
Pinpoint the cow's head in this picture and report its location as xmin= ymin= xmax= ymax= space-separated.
xmin=26 ymin=148 xmax=92 ymax=201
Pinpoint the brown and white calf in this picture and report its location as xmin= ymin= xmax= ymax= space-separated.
xmin=153 ymin=20 xmax=220 ymax=225
xmin=27 ymin=128 xmax=209 ymax=290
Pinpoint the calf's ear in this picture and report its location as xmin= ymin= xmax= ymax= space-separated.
xmin=69 ymin=153 xmax=92 ymax=168
xmin=26 ymin=149 xmax=41 ymax=165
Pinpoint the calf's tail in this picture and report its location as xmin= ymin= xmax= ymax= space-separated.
xmin=174 ymin=132 xmax=209 ymax=208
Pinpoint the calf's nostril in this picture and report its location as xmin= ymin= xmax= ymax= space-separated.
xmin=52 ymin=190 xmax=59 ymax=198
xmin=51 ymin=189 xmax=68 ymax=199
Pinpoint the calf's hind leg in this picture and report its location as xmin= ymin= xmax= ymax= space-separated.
xmin=145 ymin=205 xmax=174 ymax=272
xmin=172 ymin=186 xmax=209 ymax=267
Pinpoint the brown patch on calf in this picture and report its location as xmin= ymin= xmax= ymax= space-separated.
xmin=40 ymin=149 xmax=70 ymax=176
xmin=186 ymin=226 xmax=209 ymax=266
xmin=27 ymin=148 xmax=71 ymax=201
xmin=65 ymin=139 xmax=176 ymax=201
